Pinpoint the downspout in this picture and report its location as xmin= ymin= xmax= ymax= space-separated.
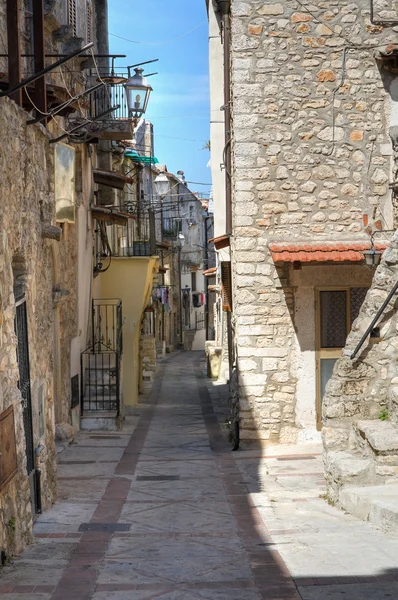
xmin=93 ymin=0 xmax=114 ymax=206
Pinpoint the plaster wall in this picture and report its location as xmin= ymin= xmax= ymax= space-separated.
xmin=208 ymin=5 xmax=227 ymax=239
xmin=93 ymin=257 xmax=158 ymax=407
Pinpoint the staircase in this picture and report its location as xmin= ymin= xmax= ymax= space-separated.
xmin=324 ymin=419 xmax=398 ymax=531
xmin=80 ymin=299 xmax=123 ymax=431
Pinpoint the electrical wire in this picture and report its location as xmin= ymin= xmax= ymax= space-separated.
xmin=109 ymin=21 xmax=207 ymax=46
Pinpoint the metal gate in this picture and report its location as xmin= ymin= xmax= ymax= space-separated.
xmin=14 ymin=288 xmax=39 ymax=514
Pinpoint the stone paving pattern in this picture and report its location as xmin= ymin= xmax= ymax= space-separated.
xmin=0 ymin=352 xmax=398 ymax=599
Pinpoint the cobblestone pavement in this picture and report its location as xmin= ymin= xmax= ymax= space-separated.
xmin=1 ymin=352 xmax=398 ymax=599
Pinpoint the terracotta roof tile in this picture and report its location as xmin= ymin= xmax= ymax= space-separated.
xmin=269 ymin=241 xmax=388 ymax=263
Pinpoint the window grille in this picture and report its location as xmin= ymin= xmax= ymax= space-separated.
xmin=68 ymin=0 xmax=77 ymax=37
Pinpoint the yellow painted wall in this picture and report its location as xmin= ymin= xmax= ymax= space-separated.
xmin=93 ymin=257 xmax=158 ymax=407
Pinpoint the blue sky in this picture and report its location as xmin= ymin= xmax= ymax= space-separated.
xmin=108 ymin=0 xmax=211 ymax=197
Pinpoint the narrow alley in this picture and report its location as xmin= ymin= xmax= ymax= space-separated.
xmin=1 ymin=352 xmax=398 ymax=600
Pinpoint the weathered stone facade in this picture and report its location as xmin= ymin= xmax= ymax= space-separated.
xmin=228 ymin=0 xmax=398 ymax=443
xmin=323 ymin=233 xmax=398 ymax=501
xmin=0 ymin=97 xmax=58 ymax=557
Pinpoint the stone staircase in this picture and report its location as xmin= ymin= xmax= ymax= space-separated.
xmin=80 ymin=353 xmax=120 ymax=431
xmin=325 ymin=419 xmax=398 ymax=531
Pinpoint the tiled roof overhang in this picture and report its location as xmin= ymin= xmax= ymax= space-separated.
xmin=203 ymin=267 xmax=217 ymax=276
xmin=269 ymin=242 xmax=389 ymax=263
xmin=209 ymin=234 xmax=230 ymax=250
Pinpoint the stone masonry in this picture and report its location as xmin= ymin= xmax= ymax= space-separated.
xmin=0 ymin=97 xmax=58 ymax=557
xmin=229 ymin=0 xmax=398 ymax=444
xmin=323 ymin=232 xmax=398 ymax=503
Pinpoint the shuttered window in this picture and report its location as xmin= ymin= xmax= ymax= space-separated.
xmin=68 ymin=0 xmax=77 ymax=37
xmin=221 ymin=261 xmax=232 ymax=312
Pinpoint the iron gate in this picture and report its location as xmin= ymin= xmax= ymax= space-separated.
xmin=14 ymin=287 xmax=40 ymax=514
xmin=15 ymin=295 xmax=34 ymax=475
xmin=81 ymin=299 xmax=123 ymax=415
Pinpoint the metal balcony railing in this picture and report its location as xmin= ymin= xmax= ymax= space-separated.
xmin=95 ymin=210 xmax=157 ymax=266
xmin=89 ymin=74 xmax=130 ymax=121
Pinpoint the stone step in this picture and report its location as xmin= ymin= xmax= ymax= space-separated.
xmin=339 ymin=483 xmax=398 ymax=534
xmin=85 ymin=384 xmax=117 ymax=395
xmin=356 ymin=420 xmax=398 ymax=454
xmin=86 ymin=354 xmax=117 ymax=369
xmin=326 ymin=450 xmax=372 ymax=484
xmin=81 ymin=410 xmax=119 ymax=431
xmin=83 ymin=401 xmax=117 ymax=412
xmin=86 ymin=369 xmax=116 ymax=384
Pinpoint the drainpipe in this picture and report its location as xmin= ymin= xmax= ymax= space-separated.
xmin=214 ymin=0 xmax=232 ymax=235
xmin=93 ymin=0 xmax=114 ymax=206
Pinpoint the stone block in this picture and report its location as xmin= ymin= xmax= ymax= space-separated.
xmin=356 ymin=420 xmax=398 ymax=454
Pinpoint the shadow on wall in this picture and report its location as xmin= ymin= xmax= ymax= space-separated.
xmin=322 ymin=232 xmax=398 ymax=503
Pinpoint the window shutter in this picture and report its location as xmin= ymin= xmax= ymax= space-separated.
xmin=68 ymin=0 xmax=77 ymax=37
xmin=221 ymin=261 xmax=232 ymax=312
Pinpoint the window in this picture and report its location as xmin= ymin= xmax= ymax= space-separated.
xmin=191 ymin=271 xmax=197 ymax=292
xmin=68 ymin=0 xmax=77 ymax=37
xmin=189 ymin=205 xmax=195 ymax=222
xmin=316 ymin=287 xmax=367 ymax=429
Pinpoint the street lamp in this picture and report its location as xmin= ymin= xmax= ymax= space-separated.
xmin=363 ymin=229 xmax=395 ymax=268
xmin=178 ymin=232 xmax=185 ymax=248
xmin=124 ymin=67 xmax=152 ymax=119
xmin=154 ymin=172 xmax=170 ymax=198
xmin=363 ymin=246 xmax=382 ymax=268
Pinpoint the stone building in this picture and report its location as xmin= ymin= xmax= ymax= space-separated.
xmin=206 ymin=0 xmax=398 ymax=445
xmin=0 ymin=0 xmax=120 ymax=557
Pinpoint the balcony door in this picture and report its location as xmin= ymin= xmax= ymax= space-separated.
xmin=316 ymin=287 xmax=367 ymax=429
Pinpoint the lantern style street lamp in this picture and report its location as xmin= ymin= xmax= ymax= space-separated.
xmin=154 ymin=172 xmax=170 ymax=198
xmin=363 ymin=247 xmax=382 ymax=268
xmin=363 ymin=229 xmax=395 ymax=268
xmin=124 ymin=67 xmax=152 ymax=119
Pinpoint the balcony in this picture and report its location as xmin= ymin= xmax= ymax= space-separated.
xmin=94 ymin=208 xmax=157 ymax=273
xmin=89 ymin=75 xmax=134 ymax=141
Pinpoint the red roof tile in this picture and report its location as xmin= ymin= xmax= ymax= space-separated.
xmin=269 ymin=242 xmax=388 ymax=263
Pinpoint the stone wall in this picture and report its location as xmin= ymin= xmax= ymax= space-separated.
xmin=139 ymin=334 xmax=157 ymax=394
xmin=230 ymin=0 xmax=398 ymax=443
xmin=323 ymin=233 xmax=398 ymax=500
xmin=0 ymin=98 xmax=57 ymax=557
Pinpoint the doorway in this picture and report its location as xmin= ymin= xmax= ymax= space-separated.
xmin=316 ymin=287 xmax=368 ymax=429
xmin=14 ymin=285 xmax=40 ymax=516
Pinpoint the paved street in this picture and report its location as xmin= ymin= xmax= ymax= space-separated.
xmin=1 ymin=352 xmax=398 ymax=599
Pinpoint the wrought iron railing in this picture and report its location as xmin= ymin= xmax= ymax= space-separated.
xmin=195 ymin=311 xmax=206 ymax=331
xmin=94 ymin=211 xmax=156 ymax=265
xmin=89 ymin=74 xmax=129 ymax=121
xmin=81 ymin=299 xmax=123 ymax=415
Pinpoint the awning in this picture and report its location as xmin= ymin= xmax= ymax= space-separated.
xmin=157 ymin=241 xmax=171 ymax=250
xmin=209 ymin=234 xmax=230 ymax=251
xmin=269 ymin=242 xmax=389 ymax=263
xmin=93 ymin=169 xmax=135 ymax=190
xmin=91 ymin=205 xmax=128 ymax=226
xmin=158 ymin=266 xmax=168 ymax=274
xmin=124 ymin=151 xmax=159 ymax=164
xmin=203 ymin=266 xmax=217 ymax=277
